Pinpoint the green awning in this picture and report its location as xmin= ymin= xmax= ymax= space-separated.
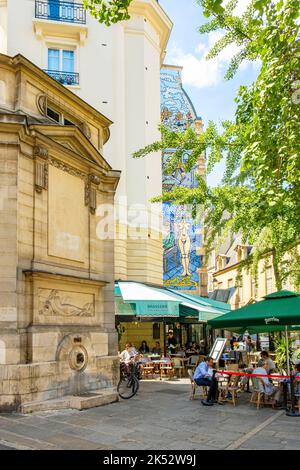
xmin=208 ymin=290 xmax=300 ymax=332
xmin=115 ymin=282 xmax=229 ymax=320
xmin=163 ymin=289 xmax=231 ymax=321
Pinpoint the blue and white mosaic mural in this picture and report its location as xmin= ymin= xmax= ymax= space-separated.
xmin=161 ymin=66 xmax=202 ymax=290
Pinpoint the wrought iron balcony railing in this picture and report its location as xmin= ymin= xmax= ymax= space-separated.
xmin=35 ymin=0 xmax=86 ymax=24
xmin=44 ymin=69 xmax=79 ymax=86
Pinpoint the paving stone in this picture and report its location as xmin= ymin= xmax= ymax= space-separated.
xmin=45 ymin=433 xmax=101 ymax=450
xmin=0 ymin=379 xmax=297 ymax=450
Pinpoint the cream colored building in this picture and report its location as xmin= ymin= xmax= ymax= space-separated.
xmin=0 ymin=0 xmax=172 ymax=284
xmin=208 ymin=237 xmax=298 ymax=309
xmin=0 ymin=53 xmax=121 ymax=411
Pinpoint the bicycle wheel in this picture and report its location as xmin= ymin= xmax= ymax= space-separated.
xmin=117 ymin=375 xmax=139 ymax=399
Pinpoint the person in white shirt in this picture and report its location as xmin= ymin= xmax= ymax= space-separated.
xmin=120 ymin=343 xmax=135 ymax=364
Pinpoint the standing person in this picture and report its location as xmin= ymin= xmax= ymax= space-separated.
xmin=294 ymin=363 xmax=300 ymax=399
xmin=230 ymin=336 xmax=237 ymax=351
xmin=167 ymin=330 xmax=177 ymax=354
xmin=199 ymin=339 xmax=206 ymax=355
xmin=193 ymin=356 xmax=221 ymax=406
xmin=245 ymin=335 xmax=254 ymax=353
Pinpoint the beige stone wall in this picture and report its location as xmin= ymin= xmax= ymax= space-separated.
xmin=0 ymin=356 xmax=119 ymax=412
xmin=0 ymin=137 xmax=19 ymax=365
xmin=213 ymin=252 xmax=299 ymax=308
xmin=127 ymin=228 xmax=163 ymax=285
xmin=0 ymin=54 xmax=120 ymax=410
xmin=115 ymin=223 xmax=163 ymax=285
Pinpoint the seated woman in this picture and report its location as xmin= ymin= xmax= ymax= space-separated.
xmin=190 ymin=342 xmax=200 ymax=354
xmin=139 ymin=340 xmax=150 ymax=354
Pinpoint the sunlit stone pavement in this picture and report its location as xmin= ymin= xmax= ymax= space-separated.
xmin=0 ymin=378 xmax=299 ymax=450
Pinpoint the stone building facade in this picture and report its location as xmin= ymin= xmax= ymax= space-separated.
xmin=207 ymin=236 xmax=299 ymax=308
xmin=0 ymin=0 xmax=172 ymax=285
xmin=0 ymin=53 xmax=120 ymax=411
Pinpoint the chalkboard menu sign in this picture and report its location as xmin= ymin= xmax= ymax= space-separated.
xmin=209 ymin=338 xmax=227 ymax=363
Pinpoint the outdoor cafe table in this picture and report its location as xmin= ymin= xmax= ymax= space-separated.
xmin=145 ymin=358 xmax=174 ymax=379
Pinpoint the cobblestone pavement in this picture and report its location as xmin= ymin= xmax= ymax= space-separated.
xmin=0 ymin=379 xmax=299 ymax=450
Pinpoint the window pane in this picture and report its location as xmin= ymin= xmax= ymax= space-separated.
xmin=63 ymin=117 xmax=75 ymax=126
xmin=48 ymin=0 xmax=60 ymax=20
xmin=62 ymin=50 xmax=74 ymax=73
xmin=48 ymin=49 xmax=59 ymax=70
xmin=47 ymin=107 xmax=60 ymax=122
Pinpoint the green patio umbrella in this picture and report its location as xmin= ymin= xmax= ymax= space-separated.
xmin=208 ymin=290 xmax=300 ymax=417
xmin=208 ymin=290 xmax=300 ymax=375
xmin=208 ymin=290 xmax=300 ymax=330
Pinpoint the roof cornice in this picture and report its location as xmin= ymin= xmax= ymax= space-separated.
xmin=0 ymin=53 xmax=113 ymax=143
xmin=128 ymin=0 xmax=173 ymax=64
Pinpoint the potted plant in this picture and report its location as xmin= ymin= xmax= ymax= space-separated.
xmin=274 ymin=334 xmax=293 ymax=373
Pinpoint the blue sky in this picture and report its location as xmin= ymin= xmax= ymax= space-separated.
xmin=159 ymin=0 xmax=259 ymax=186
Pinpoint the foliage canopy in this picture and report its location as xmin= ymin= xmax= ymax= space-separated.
xmin=134 ymin=0 xmax=300 ymax=289
xmin=83 ymin=0 xmax=133 ymax=26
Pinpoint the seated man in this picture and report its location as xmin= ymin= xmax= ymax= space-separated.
xmin=193 ymin=356 xmax=220 ymax=406
xmin=119 ymin=343 xmax=135 ymax=375
xmin=152 ymin=341 xmax=162 ymax=355
xmin=119 ymin=343 xmax=134 ymax=364
xmin=253 ymin=360 xmax=280 ymax=401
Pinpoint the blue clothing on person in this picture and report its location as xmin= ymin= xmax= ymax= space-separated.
xmin=296 ymin=373 xmax=300 ymax=396
xmin=193 ymin=361 xmax=211 ymax=381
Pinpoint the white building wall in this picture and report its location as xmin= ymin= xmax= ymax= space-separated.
xmin=2 ymin=0 xmax=172 ymax=284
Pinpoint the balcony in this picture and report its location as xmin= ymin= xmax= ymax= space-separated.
xmin=44 ymin=70 xmax=79 ymax=86
xmin=35 ymin=0 xmax=86 ymax=24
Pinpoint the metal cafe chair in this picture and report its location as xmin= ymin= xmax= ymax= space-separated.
xmin=159 ymin=360 xmax=174 ymax=381
xmin=172 ymin=357 xmax=185 ymax=378
xmin=249 ymin=376 xmax=276 ymax=409
xmin=219 ymin=374 xmax=242 ymax=406
xmin=186 ymin=355 xmax=200 ymax=372
xmin=187 ymin=369 xmax=208 ymax=400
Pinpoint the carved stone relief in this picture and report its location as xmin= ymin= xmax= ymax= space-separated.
xmin=34 ymin=146 xmax=49 ymax=193
xmin=48 ymin=156 xmax=87 ymax=181
xmin=35 ymin=161 xmax=48 ymax=193
xmin=39 ymin=289 xmax=94 ymax=317
xmin=36 ymin=93 xmax=47 ymax=116
xmin=85 ymin=174 xmax=100 ymax=214
xmin=34 ymin=145 xmax=48 ymax=160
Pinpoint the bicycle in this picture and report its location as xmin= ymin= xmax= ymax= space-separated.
xmin=117 ymin=362 xmax=140 ymax=399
